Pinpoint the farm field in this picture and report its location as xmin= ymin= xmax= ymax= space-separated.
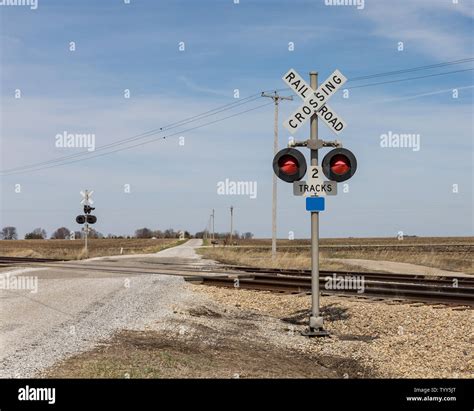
xmin=0 ymin=238 xmax=181 ymax=260
xmin=199 ymin=237 xmax=473 ymax=274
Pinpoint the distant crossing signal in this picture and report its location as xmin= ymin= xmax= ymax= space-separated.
xmin=273 ymin=148 xmax=307 ymax=183
xmin=76 ymin=215 xmax=86 ymax=224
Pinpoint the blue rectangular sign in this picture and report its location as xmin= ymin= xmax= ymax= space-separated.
xmin=306 ymin=197 xmax=325 ymax=212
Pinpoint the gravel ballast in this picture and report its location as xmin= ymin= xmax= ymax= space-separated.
xmin=192 ymin=285 xmax=473 ymax=378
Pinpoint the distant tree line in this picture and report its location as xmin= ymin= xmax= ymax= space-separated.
xmin=134 ymin=228 xmax=190 ymax=239
xmin=0 ymin=226 xmax=103 ymax=240
xmin=194 ymin=231 xmax=254 ymax=240
xmin=0 ymin=226 xmax=254 ymax=241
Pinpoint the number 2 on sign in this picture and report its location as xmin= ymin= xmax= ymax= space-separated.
xmin=309 ymin=166 xmax=323 ymax=181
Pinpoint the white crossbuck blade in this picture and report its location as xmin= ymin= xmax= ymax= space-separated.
xmin=80 ymin=190 xmax=94 ymax=205
xmin=282 ymin=68 xmax=347 ymax=135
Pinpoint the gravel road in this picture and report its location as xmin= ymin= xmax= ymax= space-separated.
xmin=0 ymin=239 xmax=203 ymax=378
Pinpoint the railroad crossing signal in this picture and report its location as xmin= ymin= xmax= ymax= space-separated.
xmin=273 ymin=68 xmax=358 ymax=338
xmin=77 ymin=198 xmax=97 ymax=225
xmin=77 ymin=189 xmax=97 ymax=255
xmin=275 ymin=68 xmax=357 ymax=197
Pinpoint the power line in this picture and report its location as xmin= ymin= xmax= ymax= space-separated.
xmin=2 ymin=93 xmax=263 ymax=174
xmin=348 ymin=58 xmax=474 ymax=82
xmin=346 ymin=68 xmax=474 ymax=89
xmin=271 ymin=57 xmax=474 ymax=93
xmin=1 ymin=101 xmax=274 ymax=176
xmin=3 ymin=58 xmax=472 ymax=175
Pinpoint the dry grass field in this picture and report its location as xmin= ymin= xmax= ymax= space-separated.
xmin=200 ymin=237 xmax=473 ymax=274
xmin=0 ymin=238 xmax=182 ymax=260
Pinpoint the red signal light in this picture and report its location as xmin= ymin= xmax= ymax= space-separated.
xmin=322 ymin=148 xmax=357 ymax=182
xmin=278 ymin=155 xmax=299 ymax=175
xmin=273 ymin=148 xmax=307 ymax=183
xmin=330 ymin=154 xmax=351 ymax=175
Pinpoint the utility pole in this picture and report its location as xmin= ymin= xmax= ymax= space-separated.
xmin=211 ymin=209 xmax=215 ymax=241
xmin=261 ymin=91 xmax=293 ymax=259
xmin=230 ymin=206 xmax=234 ymax=244
xmin=203 ymin=216 xmax=207 ymax=242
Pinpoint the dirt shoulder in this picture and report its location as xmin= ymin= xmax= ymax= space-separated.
xmin=190 ymin=285 xmax=472 ymax=379
xmin=46 ymin=280 xmax=472 ymax=379
xmin=46 ymin=291 xmax=356 ymax=378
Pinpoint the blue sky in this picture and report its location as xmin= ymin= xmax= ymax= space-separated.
xmin=0 ymin=0 xmax=473 ymax=239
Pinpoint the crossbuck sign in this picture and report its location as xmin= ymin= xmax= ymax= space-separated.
xmin=80 ymin=189 xmax=94 ymax=205
xmin=283 ymin=68 xmax=347 ymax=135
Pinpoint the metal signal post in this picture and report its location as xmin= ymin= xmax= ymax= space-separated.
xmin=274 ymin=67 xmax=357 ymax=337
xmin=305 ymin=72 xmax=328 ymax=337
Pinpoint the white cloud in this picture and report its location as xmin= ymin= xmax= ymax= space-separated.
xmin=363 ymin=0 xmax=473 ymax=60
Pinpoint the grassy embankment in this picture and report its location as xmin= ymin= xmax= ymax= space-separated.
xmin=0 ymin=238 xmax=186 ymax=260
xmin=198 ymin=237 xmax=473 ymax=274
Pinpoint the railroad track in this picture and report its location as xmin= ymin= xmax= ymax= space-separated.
xmin=185 ymin=269 xmax=474 ymax=307
xmin=0 ymin=257 xmax=222 ymax=279
xmin=0 ymin=256 xmax=65 ymax=266
xmin=2 ymin=256 xmax=472 ymax=306
xmin=222 ymin=265 xmax=474 ymax=286
xmin=0 ymin=256 xmax=227 ymax=275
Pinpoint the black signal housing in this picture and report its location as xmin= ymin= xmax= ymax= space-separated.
xmin=321 ymin=148 xmax=357 ymax=183
xmin=272 ymin=148 xmax=307 ymax=183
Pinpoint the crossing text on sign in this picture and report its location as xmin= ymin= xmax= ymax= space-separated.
xmin=282 ymin=68 xmax=347 ymax=135
xmin=283 ymin=69 xmax=347 ymax=109
xmin=285 ymin=102 xmax=346 ymax=134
